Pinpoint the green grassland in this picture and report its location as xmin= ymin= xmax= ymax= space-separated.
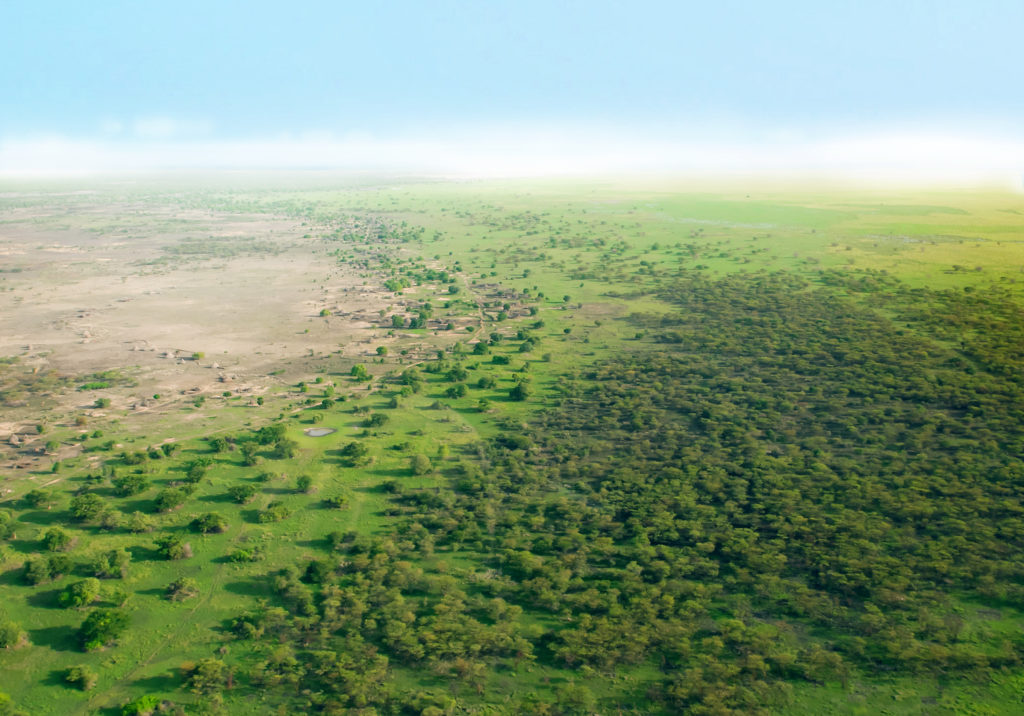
xmin=1 ymin=176 xmax=1024 ymax=714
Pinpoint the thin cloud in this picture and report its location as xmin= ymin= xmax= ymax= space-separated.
xmin=1 ymin=125 xmax=1022 ymax=182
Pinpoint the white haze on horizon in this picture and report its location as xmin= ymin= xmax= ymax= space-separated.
xmin=2 ymin=124 xmax=1023 ymax=186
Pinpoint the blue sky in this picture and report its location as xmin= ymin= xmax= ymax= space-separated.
xmin=3 ymin=0 xmax=1023 ymax=174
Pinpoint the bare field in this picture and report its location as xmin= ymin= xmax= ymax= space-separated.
xmin=0 ymin=199 xmax=401 ymax=439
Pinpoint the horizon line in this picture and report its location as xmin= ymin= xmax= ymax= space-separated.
xmin=2 ymin=126 xmax=1023 ymax=186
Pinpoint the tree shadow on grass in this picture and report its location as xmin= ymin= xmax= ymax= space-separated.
xmin=293 ymin=537 xmax=327 ymax=550
xmin=127 ymin=544 xmax=162 ymax=562
xmin=5 ymin=538 xmax=43 ymax=554
xmin=353 ymin=483 xmax=400 ymax=496
xmin=222 ymin=578 xmax=269 ymax=599
xmin=16 ymin=509 xmax=71 ymax=526
xmin=26 ymin=587 xmax=64 ymax=609
xmin=197 ymin=492 xmax=235 ymax=505
xmin=43 ymin=668 xmax=73 ymax=688
xmin=0 ymin=566 xmax=27 ymax=586
xmin=261 ymin=486 xmax=295 ymax=496
xmin=366 ymin=467 xmax=410 ymax=479
xmin=241 ymin=509 xmax=263 ymax=525
xmin=29 ymin=625 xmax=77 ymax=652
xmin=119 ymin=498 xmax=156 ymax=513
xmin=130 ymin=671 xmax=180 ymax=693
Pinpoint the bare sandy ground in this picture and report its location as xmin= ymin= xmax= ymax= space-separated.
xmin=0 ymin=198 xmax=401 ymax=436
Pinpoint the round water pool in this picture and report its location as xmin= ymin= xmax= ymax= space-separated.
xmin=304 ymin=427 xmax=337 ymax=437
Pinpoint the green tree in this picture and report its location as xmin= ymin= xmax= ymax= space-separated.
xmin=126 ymin=511 xmax=155 ymax=533
xmin=0 ymin=510 xmax=14 ymax=542
xmin=120 ymin=695 xmax=164 ymax=715
xmin=89 ymin=548 xmax=131 ymax=579
xmin=43 ymin=526 xmax=73 ymax=552
xmin=0 ymin=620 xmax=27 ymax=649
xmin=323 ymin=494 xmax=349 ymax=509
xmin=23 ymin=489 xmax=51 ymax=508
xmin=411 ymin=454 xmax=432 ymax=476
xmin=272 ymin=438 xmax=298 ymax=459
xmin=239 ymin=441 xmax=260 ymax=466
xmin=112 ymin=473 xmax=148 ymax=496
xmin=98 ymin=508 xmax=124 ymax=531
xmin=364 ymin=413 xmax=389 ymax=428
xmin=445 ymin=383 xmax=467 ymax=399
xmin=256 ymin=423 xmax=287 ymax=445
xmin=155 ymin=534 xmax=191 ymax=560
xmin=154 ymin=488 xmax=188 ymax=513
xmin=70 ymin=493 xmax=106 ymax=522
xmin=183 ymin=657 xmax=230 ymax=694
xmin=227 ymin=484 xmax=258 ymax=504
xmin=555 ymin=681 xmax=597 ymax=714
xmin=340 ymin=441 xmax=369 ymax=465
xmin=60 ymin=578 xmax=102 ymax=608
xmin=509 ymin=382 xmax=531 ymax=401
xmin=258 ymin=502 xmax=291 ymax=523
xmin=22 ymin=557 xmax=52 ymax=585
xmin=77 ymin=608 xmax=129 ymax=651
xmin=207 ymin=436 xmax=228 ymax=453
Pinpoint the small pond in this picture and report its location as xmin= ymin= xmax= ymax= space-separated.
xmin=304 ymin=427 xmax=337 ymax=437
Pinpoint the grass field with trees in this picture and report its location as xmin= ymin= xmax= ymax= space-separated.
xmin=1 ymin=176 xmax=1023 ymax=714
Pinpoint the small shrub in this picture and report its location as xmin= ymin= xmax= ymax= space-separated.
xmin=65 ymin=665 xmax=98 ymax=691
xmin=323 ymin=494 xmax=349 ymax=509
xmin=227 ymin=484 xmax=258 ymax=504
xmin=271 ymin=438 xmax=298 ymax=459
xmin=191 ymin=512 xmax=228 ymax=534
xmin=257 ymin=501 xmax=291 ymax=523
xmin=363 ymin=413 xmax=389 ymax=428
xmin=0 ymin=620 xmax=27 ymax=649
xmin=155 ymin=535 xmax=191 ymax=560
xmin=88 ymin=548 xmax=131 ymax=579
xmin=126 ymin=511 xmax=155 ymax=533
xmin=154 ymin=488 xmax=188 ymax=513
xmin=165 ymin=577 xmax=200 ymax=602
xmin=121 ymin=694 xmax=165 ymax=715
